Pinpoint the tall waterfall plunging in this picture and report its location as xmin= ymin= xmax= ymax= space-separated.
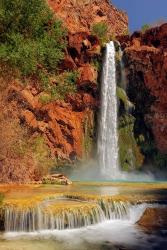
xmin=97 ymin=41 xmax=119 ymax=178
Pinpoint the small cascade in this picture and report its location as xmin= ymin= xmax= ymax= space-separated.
xmin=3 ymin=199 xmax=136 ymax=232
xmin=100 ymin=200 xmax=130 ymax=220
xmin=97 ymin=41 xmax=119 ymax=178
xmin=4 ymin=206 xmax=104 ymax=232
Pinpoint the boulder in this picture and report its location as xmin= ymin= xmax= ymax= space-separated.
xmin=42 ymin=174 xmax=72 ymax=185
xmin=137 ymin=207 xmax=167 ymax=230
xmin=77 ymin=65 xmax=97 ymax=85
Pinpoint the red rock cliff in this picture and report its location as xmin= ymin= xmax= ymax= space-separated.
xmin=48 ymin=0 xmax=128 ymax=35
xmin=119 ymin=23 xmax=167 ymax=153
xmin=2 ymin=0 xmax=128 ymax=167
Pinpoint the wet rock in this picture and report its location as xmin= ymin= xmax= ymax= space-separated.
xmin=137 ymin=208 xmax=167 ymax=230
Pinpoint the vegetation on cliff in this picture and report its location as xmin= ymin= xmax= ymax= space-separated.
xmin=116 ymin=47 xmax=144 ymax=171
xmin=92 ymin=22 xmax=108 ymax=45
xmin=0 ymin=0 xmax=67 ymax=86
xmin=0 ymin=0 xmax=69 ymax=182
xmin=0 ymin=0 xmax=154 ymax=182
xmin=0 ymin=99 xmax=54 ymax=182
xmin=121 ymin=23 xmax=167 ymax=171
xmin=118 ymin=114 xmax=144 ymax=171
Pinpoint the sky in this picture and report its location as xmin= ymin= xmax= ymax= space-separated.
xmin=111 ymin=0 xmax=167 ymax=32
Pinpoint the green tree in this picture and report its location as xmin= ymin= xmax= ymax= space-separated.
xmin=92 ymin=22 xmax=108 ymax=44
xmin=0 ymin=0 xmax=67 ymax=83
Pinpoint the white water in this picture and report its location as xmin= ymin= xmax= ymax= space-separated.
xmin=4 ymin=204 xmax=166 ymax=247
xmin=97 ymin=41 xmax=119 ymax=178
xmin=4 ymin=200 xmax=131 ymax=232
xmin=97 ymin=41 xmax=154 ymax=182
xmin=4 ymin=198 xmax=152 ymax=232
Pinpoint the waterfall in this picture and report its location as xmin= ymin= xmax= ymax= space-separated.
xmin=3 ymin=199 xmax=134 ymax=232
xmin=4 ymin=204 xmax=105 ymax=232
xmin=3 ymin=198 xmax=166 ymax=232
xmin=97 ymin=41 xmax=119 ymax=178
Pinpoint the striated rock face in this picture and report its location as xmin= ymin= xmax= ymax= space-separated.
xmin=12 ymin=0 xmax=128 ymax=165
xmin=119 ymin=24 xmax=167 ymax=155
xmin=8 ymin=84 xmax=96 ymax=162
xmin=48 ymin=0 xmax=128 ymax=35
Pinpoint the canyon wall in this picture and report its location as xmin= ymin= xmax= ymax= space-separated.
xmin=48 ymin=0 xmax=128 ymax=35
xmin=0 ymin=0 xmax=128 ymax=182
xmin=118 ymin=23 xmax=167 ymax=168
xmin=4 ymin=0 xmax=167 ymax=181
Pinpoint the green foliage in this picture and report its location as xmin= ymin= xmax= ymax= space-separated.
xmin=109 ymin=33 xmax=116 ymax=41
xmin=0 ymin=0 xmax=67 ymax=84
xmin=39 ymin=71 xmax=79 ymax=103
xmin=141 ymin=24 xmax=150 ymax=33
xmin=50 ymin=71 xmax=79 ymax=99
xmin=65 ymin=71 xmax=79 ymax=85
xmin=123 ymin=29 xmax=130 ymax=36
xmin=117 ymin=87 xmax=134 ymax=111
xmin=13 ymin=132 xmax=54 ymax=178
xmin=39 ymin=94 xmax=52 ymax=105
xmin=119 ymin=114 xmax=144 ymax=171
xmin=0 ymin=193 xmax=4 ymax=206
xmin=82 ymin=114 xmax=94 ymax=159
xmin=153 ymin=152 xmax=167 ymax=169
xmin=92 ymin=22 xmax=108 ymax=44
xmin=138 ymin=134 xmax=167 ymax=169
xmin=115 ymin=51 xmax=121 ymax=63
xmin=91 ymin=58 xmax=102 ymax=73
xmin=32 ymin=136 xmax=54 ymax=177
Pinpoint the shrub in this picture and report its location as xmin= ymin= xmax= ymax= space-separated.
xmin=65 ymin=71 xmax=80 ymax=85
xmin=91 ymin=58 xmax=102 ymax=73
xmin=39 ymin=71 xmax=79 ymax=103
xmin=92 ymin=22 xmax=108 ymax=44
xmin=141 ymin=24 xmax=150 ymax=33
xmin=31 ymin=136 xmax=54 ymax=178
xmin=39 ymin=94 xmax=52 ymax=104
xmin=50 ymin=72 xmax=78 ymax=100
xmin=0 ymin=0 xmax=67 ymax=84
